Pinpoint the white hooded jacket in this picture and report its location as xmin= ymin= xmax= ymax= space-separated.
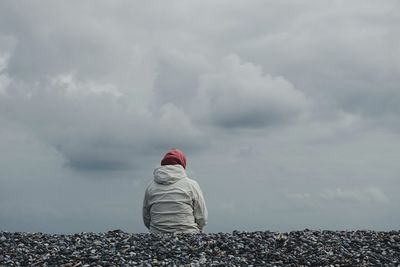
xmin=142 ymin=164 xmax=208 ymax=233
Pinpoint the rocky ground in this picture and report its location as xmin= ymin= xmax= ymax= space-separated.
xmin=1 ymin=229 xmax=399 ymax=266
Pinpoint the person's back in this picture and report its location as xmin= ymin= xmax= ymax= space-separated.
xmin=142 ymin=149 xmax=208 ymax=233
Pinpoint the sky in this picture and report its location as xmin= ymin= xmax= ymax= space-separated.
xmin=0 ymin=0 xmax=399 ymax=234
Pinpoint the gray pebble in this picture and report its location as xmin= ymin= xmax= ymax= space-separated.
xmin=1 ymin=230 xmax=400 ymax=265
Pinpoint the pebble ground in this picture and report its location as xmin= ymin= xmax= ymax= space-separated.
xmin=1 ymin=229 xmax=400 ymax=266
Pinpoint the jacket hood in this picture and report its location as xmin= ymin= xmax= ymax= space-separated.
xmin=153 ymin=164 xmax=187 ymax=185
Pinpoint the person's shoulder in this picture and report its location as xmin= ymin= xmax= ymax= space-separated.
xmin=145 ymin=180 xmax=156 ymax=191
xmin=185 ymin=177 xmax=201 ymax=189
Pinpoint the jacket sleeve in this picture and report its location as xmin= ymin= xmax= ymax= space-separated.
xmin=192 ymin=181 xmax=208 ymax=231
xmin=142 ymin=188 xmax=151 ymax=229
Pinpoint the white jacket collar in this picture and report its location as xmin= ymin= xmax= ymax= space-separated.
xmin=153 ymin=165 xmax=187 ymax=185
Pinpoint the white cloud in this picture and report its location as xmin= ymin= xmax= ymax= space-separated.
xmin=232 ymin=1 xmax=400 ymax=130
xmin=286 ymin=187 xmax=390 ymax=206
xmin=196 ymin=54 xmax=310 ymax=128
xmin=0 ymin=58 xmax=203 ymax=172
xmin=51 ymin=73 xmax=123 ymax=98
xmin=320 ymin=187 xmax=390 ymax=204
xmin=0 ymin=53 xmax=11 ymax=95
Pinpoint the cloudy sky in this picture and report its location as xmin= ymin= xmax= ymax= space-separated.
xmin=1 ymin=0 xmax=399 ymax=234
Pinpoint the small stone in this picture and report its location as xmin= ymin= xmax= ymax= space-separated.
xmin=0 ymin=230 xmax=399 ymax=266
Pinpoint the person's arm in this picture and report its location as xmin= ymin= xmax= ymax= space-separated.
xmin=192 ymin=181 xmax=208 ymax=231
xmin=142 ymin=189 xmax=151 ymax=229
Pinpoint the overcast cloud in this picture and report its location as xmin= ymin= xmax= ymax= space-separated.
xmin=0 ymin=0 xmax=399 ymax=233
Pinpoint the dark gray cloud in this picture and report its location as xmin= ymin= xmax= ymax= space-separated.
xmin=57 ymin=138 xmax=136 ymax=172
xmin=0 ymin=0 xmax=399 ymax=233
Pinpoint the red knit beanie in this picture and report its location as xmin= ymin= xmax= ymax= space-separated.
xmin=161 ymin=148 xmax=187 ymax=169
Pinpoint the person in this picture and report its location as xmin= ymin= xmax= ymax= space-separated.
xmin=142 ymin=148 xmax=208 ymax=233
